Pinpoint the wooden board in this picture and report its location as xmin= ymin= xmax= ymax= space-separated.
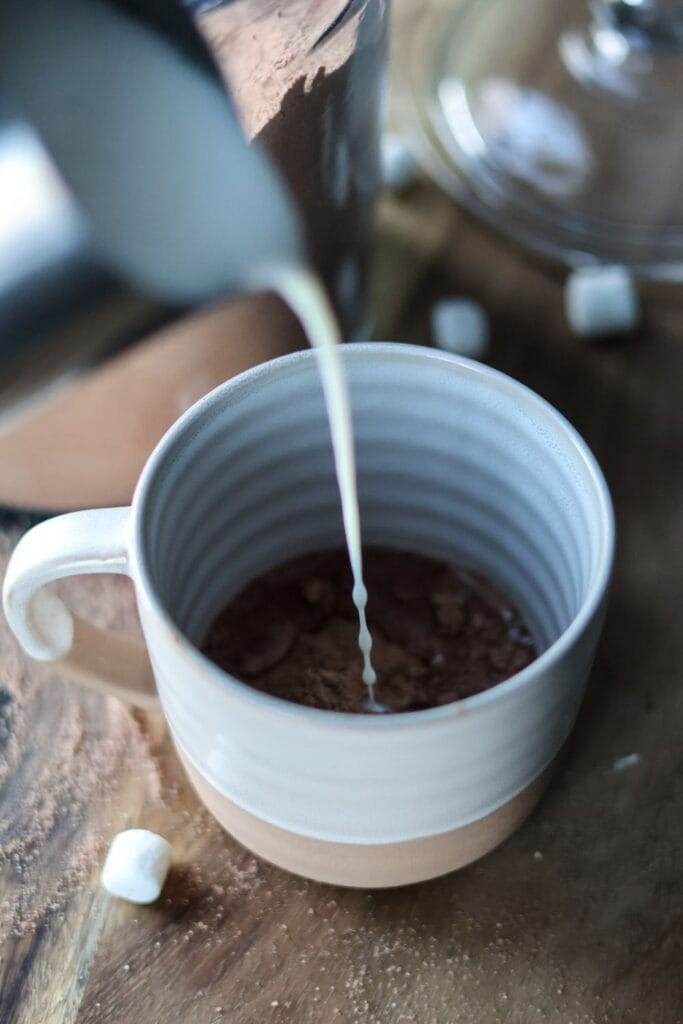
xmin=1 ymin=181 xmax=681 ymax=1022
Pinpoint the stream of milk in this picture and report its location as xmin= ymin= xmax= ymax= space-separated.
xmin=273 ymin=266 xmax=381 ymax=709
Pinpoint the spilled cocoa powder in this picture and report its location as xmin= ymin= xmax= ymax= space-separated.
xmin=201 ymin=548 xmax=538 ymax=713
xmin=0 ymin=535 xmax=167 ymax=939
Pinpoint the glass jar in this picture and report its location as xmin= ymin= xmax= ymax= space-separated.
xmin=190 ymin=0 xmax=388 ymax=337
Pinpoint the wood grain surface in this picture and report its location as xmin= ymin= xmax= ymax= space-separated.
xmin=1 ymin=3 xmax=682 ymax=1015
xmin=1 ymin=179 xmax=681 ymax=1023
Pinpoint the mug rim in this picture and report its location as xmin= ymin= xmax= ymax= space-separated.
xmin=130 ymin=342 xmax=615 ymax=727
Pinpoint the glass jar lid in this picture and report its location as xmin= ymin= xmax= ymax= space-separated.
xmin=397 ymin=0 xmax=683 ymax=280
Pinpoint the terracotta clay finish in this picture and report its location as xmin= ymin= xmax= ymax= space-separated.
xmin=180 ymin=749 xmax=554 ymax=888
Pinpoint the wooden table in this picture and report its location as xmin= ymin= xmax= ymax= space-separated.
xmin=1 ymin=114 xmax=682 ymax=1024
xmin=1 ymin=184 xmax=681 ymax=1024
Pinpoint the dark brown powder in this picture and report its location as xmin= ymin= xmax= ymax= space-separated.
xmin=201 ymin=547 xmax=538 ymax=713
xmin=0 ymin=537 xmax=167 ymax=939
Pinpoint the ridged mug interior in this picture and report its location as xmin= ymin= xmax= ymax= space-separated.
xmin=139 ymin=343 xmax=611 ymax=668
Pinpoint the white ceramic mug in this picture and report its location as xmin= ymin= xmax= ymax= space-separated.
xmin=3 ymin=344 xmax=614 ymax=887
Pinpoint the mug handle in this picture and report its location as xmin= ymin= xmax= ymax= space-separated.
xmin=2 ymin=507 xmax=159 ymax=709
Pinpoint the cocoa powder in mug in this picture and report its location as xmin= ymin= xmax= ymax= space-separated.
xmin=201 ymin=548 xmax=538 ymax=714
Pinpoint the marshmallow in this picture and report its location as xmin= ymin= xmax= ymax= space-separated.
xmin=565 ymin=265 xmax=639 ymax=338
xmin=431 ymin=298 xmax=490 ymax=360
xmin=381 ymin=133 xmax=418 ymax=191
xmin=101 ymin=829 xmax=172 ymax=904
xmin=613 ymin=753 xmax=641 ymax=772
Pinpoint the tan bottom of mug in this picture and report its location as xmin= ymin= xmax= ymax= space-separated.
xmin=179 ymin=751 xmax=554 ymax=888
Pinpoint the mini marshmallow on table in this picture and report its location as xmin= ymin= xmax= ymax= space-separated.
xmin=565 ymin=265 xmax=639 ymax=338
xmin=101 ymin=829 xmax=172 ymax=905
xmin=381 ymin=132 xmax=419 ymax=191
xmin=431 ymin=298 xmax=490 ymax=360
